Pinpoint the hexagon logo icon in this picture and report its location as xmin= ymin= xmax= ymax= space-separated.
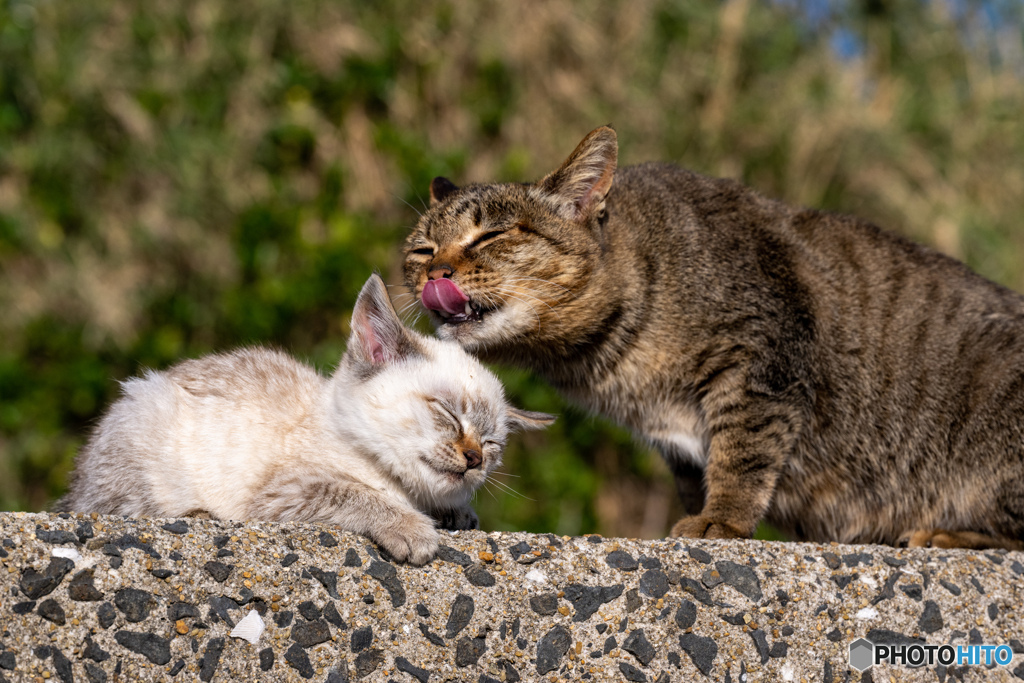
xmin=849 ymin=638 xmax=874 ymax=672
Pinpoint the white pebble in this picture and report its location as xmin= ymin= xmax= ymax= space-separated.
xmin=525 ymin=569 xmax=547 ymax=584
xmin=230 ymin=610 xmax=265 ymax=645
xmin=51 ymin=547 xmax=82 ymax=564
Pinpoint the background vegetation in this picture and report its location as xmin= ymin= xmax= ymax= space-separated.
xmin=2 ymin=0 xmax=1022 ymax=539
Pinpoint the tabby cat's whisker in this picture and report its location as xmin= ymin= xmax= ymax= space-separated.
xmin=397 ymin=311 xmax=424 ymax=328
xmin=483 ymin=291 xmax=543 ymax=329
xmin=494 ymin=291 xmax=551 ymax=327
xmin=505 ymin=276 xmax=572 ymax=296
xmin=392 ymin=193 xmax=423 ymax=219
xmin=496 ymin=285 xmax=559 ymax=313
xmin=396 ymin=300 xmax=421 ymax=316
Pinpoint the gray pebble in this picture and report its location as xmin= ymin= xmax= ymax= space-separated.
xmin=606 ymin=550 xmax=639 ymax=571
xmin=114 ymin=631 xmax=171 ymax=665
xmin=536 ymin=625 xmax=570 ymax=675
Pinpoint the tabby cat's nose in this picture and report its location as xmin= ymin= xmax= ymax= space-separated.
xmin=428 ymin=265 xmax=453 ymax=280
xmin=464 ymin=450 xmax=482 ymax=470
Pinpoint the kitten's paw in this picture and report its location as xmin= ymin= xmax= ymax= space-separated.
xmin=373 ymin=513 xmax=440 ymax=566
xmin=434 ymin=505 xmax=479 ymax=531
xmin=671 ymin=515 xmax=749 ymax=540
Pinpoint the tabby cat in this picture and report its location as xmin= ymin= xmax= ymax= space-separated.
xmin=403 ymin=126 xmax=1024 ymax=550
xmin=57 ymin=274 xmax=554 ymax=564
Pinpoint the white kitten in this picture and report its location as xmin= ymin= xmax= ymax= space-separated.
xmin=57 ymin=274 xmax=554 ymax=564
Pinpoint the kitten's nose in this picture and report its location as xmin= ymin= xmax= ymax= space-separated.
xmin=463 ymin=450 xmax=482 ymax=470
xmin=428 ymin=265 xmax=453 ymax=280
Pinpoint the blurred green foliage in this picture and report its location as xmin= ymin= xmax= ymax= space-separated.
xmin=1 ymin=0 xmax=1022 ymax=539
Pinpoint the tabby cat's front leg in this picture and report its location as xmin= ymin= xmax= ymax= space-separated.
xmin=671 ymin=367 xmax=803 ymax=540
xmin=247 ymin=474 xmax=439 ymax=565
xmin=666 ymin=458 xmax=706 ymax=516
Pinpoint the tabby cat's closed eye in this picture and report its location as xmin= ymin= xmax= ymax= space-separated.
xmin=470 ymin=231 xmax=506 ymax=249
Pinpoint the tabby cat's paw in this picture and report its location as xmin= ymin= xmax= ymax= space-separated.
xmin=899 ymin=528 xmax=1023 ymax=550
xmin=373 ymin=512 xmax=440 ymax=566
xmin=670 ymin=515 xmax=749 ymax=540
xmin=899 ymin=529 xmax=954 ymax=548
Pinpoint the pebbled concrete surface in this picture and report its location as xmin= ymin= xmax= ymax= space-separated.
xmin=0 ymin=511 xmax=1022 ymax=682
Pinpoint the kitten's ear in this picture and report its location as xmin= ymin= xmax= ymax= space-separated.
xmin=506 ymin=406 xmax=557 ymax=432
xmin=539 ymin=126 xmax=617 ymax=221
xmin=430 ymin=177 xmax=459 ymax=206
xmin=347 ymin=274 xmax=418 ymax=366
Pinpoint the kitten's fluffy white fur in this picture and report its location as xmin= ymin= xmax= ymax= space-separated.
xmin=58 ymin=274 xmax=553 ymax=564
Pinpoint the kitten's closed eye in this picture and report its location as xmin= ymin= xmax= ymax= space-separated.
xmin=410 ymin=246 xmax=434 ymax=256
xmin=429 ymin=400 xmax=461 ymax=431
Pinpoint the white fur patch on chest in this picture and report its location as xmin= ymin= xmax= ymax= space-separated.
xmin=642 ymin=402 xmax=709 ymax=466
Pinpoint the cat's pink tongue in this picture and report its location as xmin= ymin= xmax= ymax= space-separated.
xmin=422 ymin=278 xmax=469 ymax=315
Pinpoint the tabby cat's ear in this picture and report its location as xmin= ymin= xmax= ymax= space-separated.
xmin=347 ymin=274 xmax=418 ymax=366
xmin=506 ymin=406 xmax=557 ymax=432
xmin=539 ymin=126 xmax=618 ymax=221
xmin=430 ymin=177 xmax=459 ymax=206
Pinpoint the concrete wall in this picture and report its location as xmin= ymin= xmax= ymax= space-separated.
xmin=1 ymin=512 xmax=1021 ymax=681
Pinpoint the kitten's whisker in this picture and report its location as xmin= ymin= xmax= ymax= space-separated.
xmin=481 ymin=482 xmax=499 ymax=503
xmin=487 ymin=477 xmax=534 ymax=501
xmin=481 ymin=481 xmax=501 ymax=502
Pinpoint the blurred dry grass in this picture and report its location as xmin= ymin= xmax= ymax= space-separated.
xmin=1 ymin=0 xmax=1022 ymax=538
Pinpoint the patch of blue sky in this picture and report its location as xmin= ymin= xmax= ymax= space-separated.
xmin=830 ymin=26 xmax=863 ymax=60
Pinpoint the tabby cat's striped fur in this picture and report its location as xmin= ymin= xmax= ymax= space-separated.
xmin=403 ymin=126 xmax=1024 ymax=550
